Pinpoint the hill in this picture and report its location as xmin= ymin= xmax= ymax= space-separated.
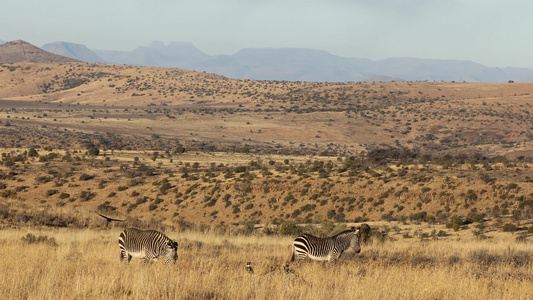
xmin=0 ymin=61 xmax=532 ymax=158
xmin=0 ymin=40 xmax=78 ymax=64
xmin=0 ymin=60 xmax=532 ymax=227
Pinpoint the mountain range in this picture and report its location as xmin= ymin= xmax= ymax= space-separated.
xmin=3 ymin=39 xmax=533 ymax=83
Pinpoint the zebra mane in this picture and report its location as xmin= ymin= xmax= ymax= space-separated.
xmin=332 ymin=228 xmax=358 ymax=238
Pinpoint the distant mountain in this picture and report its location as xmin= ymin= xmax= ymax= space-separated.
xmin=90 ymin=42 xmax=533 ymax=83
xmin=226 ymin=48 xmax=372 ymax=82
xmin=367 ymin=58 xmax=533 ymax=83
xmin=42 ymin=41 xmax=104 ymax=63
xmin=7 ymin=39 xmax=533 ymax=83
xmin=95 ymin=41 xmax=209 ymax=68
xmin=0 ymin=40 xmax=5 ymax=45
xmin=0 ymin=40 xmax=78 ymax=64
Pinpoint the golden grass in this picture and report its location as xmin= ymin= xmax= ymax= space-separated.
xmin=1 ymin=226 xmax=532 ymax=300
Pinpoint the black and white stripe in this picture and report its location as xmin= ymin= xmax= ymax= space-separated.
xmin=119 ymin=228 xmax=178 ymax=264
xmin=291 ymin=227 xmax=361 ymax=262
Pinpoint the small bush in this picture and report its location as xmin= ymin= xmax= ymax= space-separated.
xmin=87 ymin=147 xmax=100 ymax=156
xmin=79 ymin=173 xmax=95 ymax=181
xmin=279 ymin=221 xmax=301 ymax=236
xmin=136 ymin=198 xmax=147 ymax=205
xmin=45 ymin=189 xmax=59 ymax=197
xmin=502 ymin=223 xmax=518 ymax=232
xmin=21 ymin=233 xmax=57 ymax=246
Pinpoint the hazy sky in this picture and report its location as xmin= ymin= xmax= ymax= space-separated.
xmin=2 ymin=0 xmax=533 ymax=69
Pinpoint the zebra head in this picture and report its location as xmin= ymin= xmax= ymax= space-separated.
xmin=350 ymin=226 xmax=362 ymax=254
xmin=164 ymin=240 xmax=179 ymax=264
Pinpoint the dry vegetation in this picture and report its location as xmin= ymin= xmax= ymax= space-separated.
xmin=1 ymin=147 xmax=532 ymax=230
xmin=1 ymin=225 xmax=532 ymax=299
xmin=1 ymin=62 xmax=532 ymax=157
xmin=0 ymin=61 xmax=532 ymax=298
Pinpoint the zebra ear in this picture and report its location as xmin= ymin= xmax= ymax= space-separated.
xmin=351 ymin=226 xmax=356 ymax=231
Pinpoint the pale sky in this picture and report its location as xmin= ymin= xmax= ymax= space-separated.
xmin=2 ymin=0 xmax=533 ymax=69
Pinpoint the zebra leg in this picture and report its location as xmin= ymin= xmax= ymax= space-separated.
xmin=120 ymin=250 xmax=131 ymax=263
xmin=295 ymin=252 xmax=308 ymax=262
xmin=290 ymin=246 xmax=296 ymax=262
xmin=143 ymin=254 xmax=158 ymax=264
xmin=329 ymin=250 xmax=342 ymax=263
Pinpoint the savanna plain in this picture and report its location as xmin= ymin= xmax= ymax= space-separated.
xmin=1 ymin=226 xmax=532 ymax=299
xmin=1 ymin=60 xmax=533 ymax=299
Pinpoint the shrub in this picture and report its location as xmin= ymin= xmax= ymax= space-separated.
xmin=45 ymin=189 xmax=59 ymax=197
xmin=79 ymin=191 xmax=96 ymax=201
xmin=79 ymin=173 xmax=95 ymax=181
xmin=97 ymin=201 xmax=117 ymax=213
xmin=279 ymin=221 xmax=301 ymax=236
xmin=21 ymin=233 xmax=57 ymax=246
xmin=28 ymin=148 xmax=39 ymax=157
xmin=446 ymin=216 xmax=465 ymax=231
xmin=87 ymin=147 xmax=100 ymax=156
xmin=502 ymin=223 xmax=518 ymax=232
xmin=410 ymin=211 xmax=427 ymax=222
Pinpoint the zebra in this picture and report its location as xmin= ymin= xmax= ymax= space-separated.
xmin=291 ymin=226 xmax=361 ymax=263
xmin=119 ymin=228 xmax=178 ymax=264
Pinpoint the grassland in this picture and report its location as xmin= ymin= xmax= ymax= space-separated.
xmin=1 ymin=225 xmax=532 ymax=300
xmin=0 ymin=61 xmax=532 ymax=299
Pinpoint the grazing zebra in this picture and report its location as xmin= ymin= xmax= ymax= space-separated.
xmin=119 ymin=228 xmax=178 ymax=264
xmin=291 ymin=227 xmax=361 ymax=263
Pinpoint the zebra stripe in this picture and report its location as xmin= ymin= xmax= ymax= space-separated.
xmin=291 ymin=227 xmax=361 ymax=263
xmin=119 ymin=228 xmax=178 ymax=264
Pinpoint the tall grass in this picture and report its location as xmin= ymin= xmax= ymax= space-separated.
xmin=0 ymin=227 xmax=531 ymax=299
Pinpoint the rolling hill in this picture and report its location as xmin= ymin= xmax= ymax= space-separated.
xmin=0 ymin=40 xmax=78 ymax=64
xmin=0 ymin=42 xmax=532 ymax=227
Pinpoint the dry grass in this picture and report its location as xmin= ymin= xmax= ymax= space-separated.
xmin=1 ymin=225 xmax=532 ymax=299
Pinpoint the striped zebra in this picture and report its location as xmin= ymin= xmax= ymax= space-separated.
xmin=119 ymin=228 xmax=178 ymax=264
xmin=291 ymin=227 xmax=361 ymax=263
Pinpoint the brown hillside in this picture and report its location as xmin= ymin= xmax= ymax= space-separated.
xmin=0 ymin=61 xmax=532 ymax=228
xmin=0 ymin=62 xmax=532 ymax=157
xmin=0 ymin=40 xmax=78 ymax=64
